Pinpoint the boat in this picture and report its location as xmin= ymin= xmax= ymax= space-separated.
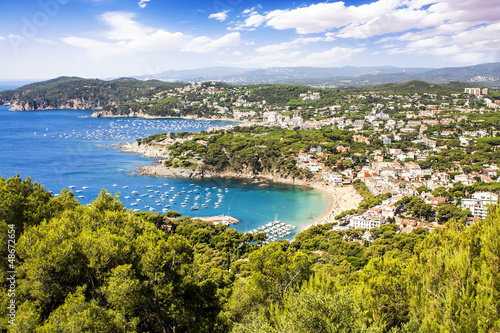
xmin=132 ymin=191 xmax=139 ymax=195
xmin=191 ymin=206 xmax=199 ymax=210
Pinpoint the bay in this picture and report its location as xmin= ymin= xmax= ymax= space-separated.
xmin=0 ymin=105 xmax=330 ymax=238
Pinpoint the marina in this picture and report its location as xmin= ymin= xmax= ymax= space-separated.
xmin=248 ymin=216 xmax=297 ymax=243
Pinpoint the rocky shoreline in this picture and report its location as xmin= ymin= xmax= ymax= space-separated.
xmin=1 ymin=103 xmax=238 ymax=122
xmin=3 ymin=98 xmax=104 ymax=111
xmin=119 ymin=141 xmax=314 ymax=186
xmin=137 ymin=163 xmax=315 ymax=187
xmin=91 ymin=109 xmax=238 ymax=122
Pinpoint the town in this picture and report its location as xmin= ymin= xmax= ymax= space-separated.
xmin=111 ymin=80 xmax=500 ymax=235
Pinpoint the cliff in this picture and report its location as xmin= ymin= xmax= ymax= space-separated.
xmin=9 ymin=98 xmax=104 ymax=111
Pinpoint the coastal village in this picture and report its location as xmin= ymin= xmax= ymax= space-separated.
xmin=109 ymin=81 xmax=500 ymax=237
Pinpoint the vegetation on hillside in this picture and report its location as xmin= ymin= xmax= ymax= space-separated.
xmin=145 ymin=125 xmax=366 ymax=179
xmin=0 ymin=76 xmax=183 ymax=110
xmin=1 ymin=175 xmax=499 ymax=332
xmin=362 ymin=80 xmax=480 ymax=94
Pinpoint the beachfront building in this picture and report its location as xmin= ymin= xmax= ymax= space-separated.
xmin=323 ymin=172 xmax=343 ymax=185
xmin=348 ymin=213 xmax=386 ymax=230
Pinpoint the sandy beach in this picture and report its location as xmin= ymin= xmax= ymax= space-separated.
xmin=303 ymin=183 xmax=363 ymax=231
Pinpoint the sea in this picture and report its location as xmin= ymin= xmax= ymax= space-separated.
xmin=0 ymin=106 xmax=331 ymax=238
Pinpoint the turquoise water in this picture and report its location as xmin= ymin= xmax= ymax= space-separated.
xmin=0 ymin=106 xmax=330 ymax=237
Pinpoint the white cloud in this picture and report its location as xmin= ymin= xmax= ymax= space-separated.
xmin=229 ymin=0 xmax=500 ymax=65
xmin=181 ymin=32 xmax=240 ymax=53
xmin=138 ymin=0 xmax=151 ymax=9
xmin=209 ymin=11 xmax=229 ymax=22
xmin=62 ymin=12 xmax=241 ymax=58
xmin=235 ymin=0 xmax=500 ymax=40
xmin=387 ymin=22 xmax=500 ymax=65
xmin=256 ymin=37 xmax=324 ymax=53
xmin=61 ymin=36 xmax=132 ymax=59
xmin=304 ymin=47 xmax=366 ymax=66
xmin=0 ymin=36 xmax=5 ymax=41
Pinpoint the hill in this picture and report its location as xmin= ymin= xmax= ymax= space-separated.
xmin=359 ymin=80 xmax=481 ymax=94
xmin=0 ymin=76 xmax=183 ymax=111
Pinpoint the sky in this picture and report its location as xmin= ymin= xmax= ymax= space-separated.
xmin=0 ymin=0 xmax=499 ymax=80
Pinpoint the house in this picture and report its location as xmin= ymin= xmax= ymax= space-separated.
xmin=454 ymin=174 xmax=476 ymax=186
xmin=297 ymin=153 xmax=311 ymax=162
xmin=389 ymin=148 xmax=402 ymax=155
xmin=307 ymin=160 xmax=323 ymax=172
xmin=407 ymin=120 xmax=422 ymax=127
xmin=380 ymin=135 xmax=391 ymax=145
xmin=405 ymin=162 xmax=422 ymax=176
xmin=323 ymin=172 xmax=343 ymax=185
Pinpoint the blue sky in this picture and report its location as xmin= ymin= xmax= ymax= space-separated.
xmin=0 ymin=0 xmax=499 ymax=79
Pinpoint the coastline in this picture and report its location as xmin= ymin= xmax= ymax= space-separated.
xmin=1 ymin=104 xmax=242 ymax=123
xmin=117 ymin=141 xmax=363 ymax=232
xmin=303 ymin=184 xmax=363 ymax=231
xmin=134 ymin=162 xmax=362 ymax=231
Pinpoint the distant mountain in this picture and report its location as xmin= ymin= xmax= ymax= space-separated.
xmin=134 ymin=63 xmax=500 ymax=88
xmin=135 ymin=66 xmax=253 ymax=82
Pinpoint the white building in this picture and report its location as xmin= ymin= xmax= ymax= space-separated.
xmin=461 ymin=192 xmax=499 ymax=219
xmin=323 ymin=172 xmax=343 ymax=185
xmin=349 ymin=214 xmax=386 ymax=230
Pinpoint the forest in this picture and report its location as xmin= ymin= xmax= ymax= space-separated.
xmin=147 ymin=125 xmax=367 ymax=179
xmin=1 ymin=175 xmax=499 ymax=332
xmin=0 ymin=77 xmax=183 ymax=111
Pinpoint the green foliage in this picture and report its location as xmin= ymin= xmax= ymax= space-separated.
xmin=158 ymin=125 xmax=361 ymax=179
xmin=0 ymin=76 xmax=182 ymax=110
xmin=2 ymin=176 xmax=500 ymax=332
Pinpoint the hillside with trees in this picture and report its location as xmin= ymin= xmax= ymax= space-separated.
xmin=0 ymin=77 xmax=183 ymax=111
xmin=1 ymin=175 xmax=499 ymax=332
